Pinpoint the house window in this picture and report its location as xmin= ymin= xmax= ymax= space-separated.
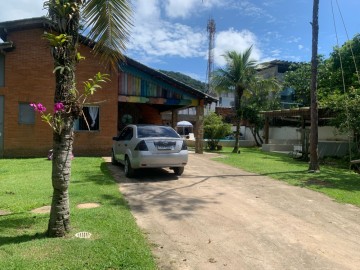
xmin=74 ymin=106 xmax=100 ymax=131
xmin=0 ymin=54 xmax=4 ymax=87
xmin=19 ymin=103 xmax=35 ymax=124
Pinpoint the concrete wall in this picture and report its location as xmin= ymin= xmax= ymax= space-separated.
xmin=267 ymin=126 xmax=349 ymax=143
xmin=262 ymin=126 xmax=350 ymax=157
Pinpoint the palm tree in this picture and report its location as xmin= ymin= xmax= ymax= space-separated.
xmin=44 ymin=0 xmax=132 ymax=237
xmin=212 ymin=48 xmax=257 ymax=153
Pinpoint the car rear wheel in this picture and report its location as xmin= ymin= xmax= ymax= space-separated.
xmin=173 ymin=167 xmax=184 ymax=176
xmin=124 ymin=156 xmax=135 ymax=178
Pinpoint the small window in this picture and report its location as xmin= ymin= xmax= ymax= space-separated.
xmin=0 ymin=54 xmax=4 ymax=87
xmin=19 ymin=103 xmax=35 ymax=124
xmin=74 ymin=106 xmax=100 ymax=131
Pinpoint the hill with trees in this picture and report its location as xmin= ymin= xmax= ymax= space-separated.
xmin=159 ymin=70 xmax=206 ymax=92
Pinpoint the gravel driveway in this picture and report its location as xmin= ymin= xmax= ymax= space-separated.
xmin=106 ymin=152 xmax=360 ymax=270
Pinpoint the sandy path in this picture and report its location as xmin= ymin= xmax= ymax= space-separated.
xmin=105 ymin=153 xmax=360 ymax=270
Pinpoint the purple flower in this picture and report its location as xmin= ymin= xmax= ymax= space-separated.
xmin=37 ymin=103 xmax=47 ymax=112
xmin=54 ymin=102 xmax=65 ymax=113
xmin=30 ymin=103 xmax=47 ymax=112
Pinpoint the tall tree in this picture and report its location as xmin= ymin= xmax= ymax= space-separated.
xmin=212 ymin=48 xmax=256 ymax=153
xmin=43 ymin=0 xmax=132 ymax=237
xmin=309 ymin=0 xmax=320 ymax=171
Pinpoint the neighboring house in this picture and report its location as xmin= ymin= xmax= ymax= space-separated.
xmin=256 ymin=60 xmax=299 ymax=108
xmin=0 ymin=17 xmax=216 ymax=158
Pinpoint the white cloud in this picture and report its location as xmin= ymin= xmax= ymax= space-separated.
xmin=0 ymin=0 xmax=45 ymax=22
xmin=298 ymin=44 xmax=304 ymax=50
xmin=163 ymin=0 xmax=196 ymax=18
xmin=231 ymin=1 xmax=276 ymax=23
xmin=163 ymin=0 xmax=226 ymax=19
xmin=127 ymin=0 xmax=207 ymax=62
xmin=214 ymin=28 xmax=261 ymax=66
xmin=271 ymin=49 xmax=281 ymax=57
xmin=134 ymin=0 xmax=162 ymax=25
xmin=287 ymin=36 xmax=302 ymax=44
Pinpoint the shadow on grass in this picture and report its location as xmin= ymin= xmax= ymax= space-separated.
xmin=100 ymin=194 xmax=129 ymax=209
xmin=0 ymin=232 xmax=47 ymax=247
xmin=70 ymin=162 xmax=116 ymax=186
xmin=0 ymin=214 xmax=47 ymax=247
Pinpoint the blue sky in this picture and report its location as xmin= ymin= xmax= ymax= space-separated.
xmin=1 ymin=0 xmax=359 ymax=82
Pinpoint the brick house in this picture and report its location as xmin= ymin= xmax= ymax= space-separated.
xmin=0 ymin=17 xmax=215 ymax=158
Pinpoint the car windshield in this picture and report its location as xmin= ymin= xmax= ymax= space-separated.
xmin=137 ymin=126 xmax=180 ymax=138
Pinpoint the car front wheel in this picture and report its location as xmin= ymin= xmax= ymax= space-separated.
xmin=173 ymin=167 xmax=184 ymax=176
xmin=124 ymin=157 xmax=135 ymax=178
xmin=111 ymin=150 xmax=118 ymax=165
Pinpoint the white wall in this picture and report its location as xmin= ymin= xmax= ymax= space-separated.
xmin=230 ymin=126 xmax=254 ymax=140
xmin=266 ymin=126 xmax=350 ymax=142
xmin=318 ymin=126 xmax=349 ymax=141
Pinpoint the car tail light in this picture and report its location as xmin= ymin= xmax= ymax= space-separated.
xmin=181 ymin=140 xmax=188 ymax=150
xmin=135 ymin=140 xmax=148 ymax=151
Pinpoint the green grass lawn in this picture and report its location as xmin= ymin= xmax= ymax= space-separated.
xmin=211 ymin=147 xmax=360 ymax=207
xmin=0 ymin=158 xmax=156 ymax=270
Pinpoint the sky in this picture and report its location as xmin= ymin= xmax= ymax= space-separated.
xmin=1 ymin=0 xmax=359 ymax=82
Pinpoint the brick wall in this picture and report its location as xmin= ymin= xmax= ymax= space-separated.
xmin=0 ymin=28 xmax=118 ymax=157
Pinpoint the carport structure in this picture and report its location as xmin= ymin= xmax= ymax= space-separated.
xmin=260 ymin=107 xmax=347 ymax=158
xmin=118 ymin=57 xmax=217 ymax=153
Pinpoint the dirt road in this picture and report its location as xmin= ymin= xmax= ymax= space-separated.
xmin=106 ymin=153 xmax=360 ymax=270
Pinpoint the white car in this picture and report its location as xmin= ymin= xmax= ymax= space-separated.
xmin=111 ymin=124 xmax=188 ymax=177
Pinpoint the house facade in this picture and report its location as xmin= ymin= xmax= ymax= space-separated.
xmin=0 ymin=17 xmax=215 ymax=158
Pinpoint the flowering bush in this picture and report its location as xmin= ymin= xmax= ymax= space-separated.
xmin=30 ymin=72 xmax=109 ymax=134
xmin=30 ymin=102 xmax=65 ymax=134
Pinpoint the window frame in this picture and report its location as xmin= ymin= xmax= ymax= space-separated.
xmin=18 ymin=102 xmax=35 ymax=125
xmin=74 ymin=105 xmax=100 ymax=132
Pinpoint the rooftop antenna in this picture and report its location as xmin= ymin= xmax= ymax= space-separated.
xmin=206 ymin=18 xmax=216 ymax=96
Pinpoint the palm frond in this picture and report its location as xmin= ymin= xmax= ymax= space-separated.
xmin=82 ymin=0 xmax=133 ymax=68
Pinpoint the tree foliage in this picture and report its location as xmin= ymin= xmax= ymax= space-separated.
xmin=284 ymin=33 xmax=360 ymax=158
xmin=204 ymin=113 xmax=231 ymax=150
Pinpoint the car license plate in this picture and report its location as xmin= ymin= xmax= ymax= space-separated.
xmin=157 ymin=146 xmax=174 ymax=150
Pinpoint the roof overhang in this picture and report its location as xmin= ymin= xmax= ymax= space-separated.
xmin=120 ymin=57 xmax=217 ymax=104
xmin=260 ymin=107 xmax=333 ymax=120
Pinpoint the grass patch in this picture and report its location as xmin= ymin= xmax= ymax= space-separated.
xmin=211 ymin=147 xmax=360 ymax=207
xmin=0 ymin=158 xmax=156 ymax=270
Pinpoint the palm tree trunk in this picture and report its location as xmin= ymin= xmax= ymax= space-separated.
xmin=232 ymin=119 xmax=240 ymax=153
xmin=309 ymin=0 xmax=320 ymax=171
xmin=232 ymin=86 xmax=244 ymax=153
xmin=47 ymin=120 xmax=73 ymax=237
xmin=46 ymin=1 xmax=79 ymax=236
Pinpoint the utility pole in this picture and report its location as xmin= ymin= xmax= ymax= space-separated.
xmin=206 ymin=18 xmax=215 ymax=96
xmin=309 ymin=0 xmax=320 ymax=172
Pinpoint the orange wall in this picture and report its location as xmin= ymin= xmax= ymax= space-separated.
xmin=0 ymin=27 xmax=118 ymax=157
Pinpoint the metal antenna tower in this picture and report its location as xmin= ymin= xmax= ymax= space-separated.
xmin=206 ymin=18 xmax=216 ymax=95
